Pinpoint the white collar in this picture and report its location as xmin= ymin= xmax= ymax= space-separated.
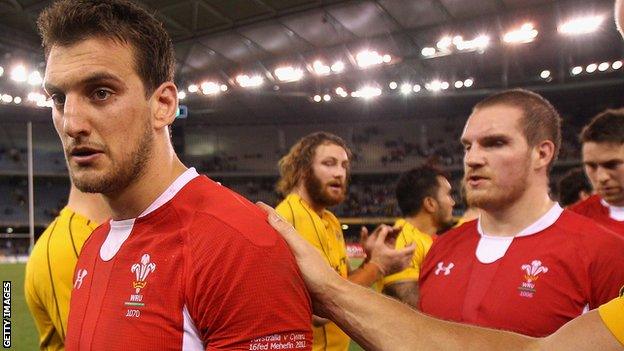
xmin=477 ymin=203 xmax=564 ymax=238
xmin=600 ymin=198 xmax=624 ymax=221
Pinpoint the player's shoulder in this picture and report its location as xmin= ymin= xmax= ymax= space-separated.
xmin=173 ymin=176 xmax=281 ymax=247
xmin=557 ymin=210 xmax=624 ymax=246
xmin=428 ymin=219 xmax=478 ymax=252
xmin=568 ymin=195 xmax=602 ymax=215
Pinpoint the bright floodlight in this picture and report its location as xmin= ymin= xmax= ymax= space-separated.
xmin=10 ymin=65 xmax=27 ymax=82
xmin=428 ymin=80 xmax=442 ymax=91
xmin=540 ymin=70 xmax=551 ymax=79
xmin=440 ymin=81 xmax=449 ymax=90
xmin=356 ymin=50 xmax=384 ymax=68
xmin=463 ymin=78 xmax=474 ymax=87
xmin=436 ymin=37 xmax=452 ymax=50
xmin=503 ymin=23 xmax=538 ymax=44
xmin=571 ymin=66 xmax=583 ymax=75
xmin=598 ymin=62 xmax=610 ymax=71
xmin=454 ymin=80 xmax=463 ymax=88
xmin=1 ymin=94 xmax=13 ymax=103
xmin=0 ymin=66 xmax=4 ymax=77
xmin=352 ymin=86 xmax=382 ymax=99
xmin=331 ymin=61 xmax=345 ymax=73
xmin=421 ymin=47 xmax=436 ymax=57
xmin=389 ymin=81 xmax=397 ymax=90
xmin=14 ymin=96 xmax=21 ymax=104
xmin=313 ymin=60 xmax=331 ymax=75
xmin=201 ymin=81 xmax=221 ymax=95
xmin=586 ymin=63 xmax=597 ymax=73
xmin=455 ymin=35 xmax=490 ymax=51
xmin=558 ymin=16 xmax=604 ymax=35
xmin=220 ymin=84 xmax=228 ymax=92
xmin=412 ymin=84 xmax=421 ymax=92
xmin=188 ymin=84 xmax=198 ymax=93
xmin=323 ymin=94 xmax=331 ymax=102
xmin=400 ymin=83 xmax=412 ymax=95
xmin=612 ymin=61 xmax=623 ymax=70
xmin=382 ymin=54 xmax=392 ymax=63
xmin=236 ymin=74 xmax=264 ymax=88
xmin=177 ymin=91 xmax=186 ymax=100
xmin=27 ymin=71 xmax=42 ymax=86
xmin=313 ymin=95 xmax=322 ymax=102
xmin=274 ymin=66 xmax=303 ymax=82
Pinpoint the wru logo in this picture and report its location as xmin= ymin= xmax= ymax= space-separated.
xmin=131 ymin=254 xmax=156 ymax=293
xmin=521 ymin=260 xmax=548 ymax=282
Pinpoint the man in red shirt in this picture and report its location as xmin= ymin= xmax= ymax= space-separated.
xmin=570 ymin=109 xmax=624 ymax=236
xmin=38 ymin=1 xmax=312 ymax=350
xmin=418 ymin=89 xmax=624 ymax=337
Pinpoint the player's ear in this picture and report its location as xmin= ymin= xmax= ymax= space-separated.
xmin=150 ymin=82 xmax=178 ymax=130
xmin=423 ymin=197 xmax=437 ymax=213
xmin=534 ymin=140 xmax=555 ymax=171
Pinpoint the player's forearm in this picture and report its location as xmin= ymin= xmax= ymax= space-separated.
xmin=347 ymin=261 xmax=382 ymax=287
xmin=319 ymin=278 xmax=540 ymax=351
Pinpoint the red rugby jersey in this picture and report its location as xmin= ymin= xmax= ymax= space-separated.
xmin=66 ymin=169 xmax=312 ymax=350
xmin=569 ymin=195 xmax=624 ymax=237
xmin=419 ymin=204 xmax=624 ymax=337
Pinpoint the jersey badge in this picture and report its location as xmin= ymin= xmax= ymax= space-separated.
xmin=124 ymin=253 xmax=156 ymax=316
xmin=434 ymin=261 xmax=454 ymax=276
xmin=73 ymin=268 xmax=88 ymax=289
xmin=517 ymin=260 xmax=548 ymax=298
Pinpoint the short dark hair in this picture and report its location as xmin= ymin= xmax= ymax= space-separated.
xmin=396 ymin=166 xmax=446 ymax=217
xmin=474 ymin=89 xmax=562 ymax=168
xmin=37 ymin=0 xmax=175 ymax=95
xmin=558 ymin=168 xmax=592 ymax=207
xmin=580 ymin=108 xmax=624 ymax=145
xmin=277 ymin=132 xmax=352 ymax=197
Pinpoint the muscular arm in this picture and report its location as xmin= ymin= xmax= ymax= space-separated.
xmin=258 ymin=202 xmax=623 ymax=351
xmin=383 ymin=281 xmax=419 ymax=308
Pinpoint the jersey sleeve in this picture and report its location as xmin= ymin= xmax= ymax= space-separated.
xmin=598 ymin=296 xmax=624 ymax=346
xmin=382 ymin=229 xmax=427 ymax=287
xmin=581 ymin=228 xmax=624 ymax=309
xmin=184 ymin=212 xmax=312 ymax=351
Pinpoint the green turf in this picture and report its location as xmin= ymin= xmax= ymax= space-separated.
xmin=349 ymin=342 xmax=364 ymax=350
xmin=0 ymin=263 xmax=38 ymax=350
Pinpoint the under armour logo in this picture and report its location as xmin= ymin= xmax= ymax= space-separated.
xmin=435 ymin=262 xmax=454 ymax=276
xmin=74 ymin=269 xmax=88 ymax=289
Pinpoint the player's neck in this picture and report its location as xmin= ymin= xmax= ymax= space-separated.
xmin=67 ymin=185 xmax=111 ymax=224
xmin=405 ymin=213 xmax=437 ymax=236
xmin=293 ymin=186 xmax=325 ymax=217
xmin=480 ymin=184 xmax=555 ymax=237
xmin=105 ymin=146 xmax=187 ymax=221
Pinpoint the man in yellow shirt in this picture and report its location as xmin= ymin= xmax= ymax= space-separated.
xmin=379 ymin=166 xmax=456 ymax=307
xmin=24 ymin=185 xmax=109 ymax=350
xmin=275 ymin=131 xmax=414 ymax=351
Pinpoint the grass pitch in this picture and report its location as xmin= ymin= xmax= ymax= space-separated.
xmin=1 ymin=263 xmax=38 ymax=350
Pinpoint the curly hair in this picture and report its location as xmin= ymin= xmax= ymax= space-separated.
xmin=277 ymin=132 xmax=352 ymax=197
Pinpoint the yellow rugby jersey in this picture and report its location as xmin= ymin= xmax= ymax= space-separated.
xmin=25 ymin=207 xmax=98 ymax=351
xmin=598 ymin=293 xmax=624 ymax=346
xmin=377 ymin=218 xmax=434 ymax=291
xmin=276 ymin=193 xmax=349 ymax=351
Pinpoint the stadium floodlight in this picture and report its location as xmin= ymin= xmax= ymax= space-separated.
xmin=313 ymin=95 xmax=322 ymax=102
xmin=331 ymin=61 xmax=345 ymax=73
xmin=236 ymin=74 xmax=264 ymax=88
xmin=383 ymin=54 xmax=392 ymax=63
xmin=341 ymin=224 xmax=349 ymax=230
xmin=598 ymin=62 xmax=610 ymax=72
xmin=323 ymin=94 xmax=331 ymax=102
xmin=27 ymin=71 xmax=42 ymax=86
xmin=455 ymin=35 xmax=490 ymax=51
xmin=335 ymin=87 xmax=348 ymax=97
xmin=400 ymin=83 xmax=412 ymax=95
xmin=352 ymin=86 xmax=382 ymax=99
xmin=356 ymin=50 xmax=385 ymax=68
xmin=177 ymin=91 xmax=186 ymax=100
xmin=0 ymin=66 xmax=4 ymax=77
xmin=274 ymin=66 xmax=304 ymax=82
xmin=187 ymin=84 xmax=199 ymax=93
xmin=613 ymin=61 xmax=623 ymax=70
xmin=313 ymin=60 xmax=331 ymax=75
xmin=220 ymin=84 xmax=228 ymax=92
xmin=440 ymin=81 xmax=450 ymax=90
xmin=436 ymin=36 xmax=453 ymax=50
xmin=464 ymin=78 xmax=474 ymax=87
xmin=421 ymin=47 xmax=436 ymax=57
xmin=585 ymin=63 xmax=597 ymax=73
xmin=389 ymin=81 xmax=398 ymax=90
xmin=540 ymin=70 xmax=551 ymax=79
xmin=1 ymin=94 xmax=13 ymax=103
xmin=14 ymin=96 xmax=21 ymax=104
xmin=10 ymin=65 xmax=27 ymax=82
xmin=558 ymin=15 xmax=604 ymax=35
xmin=413 ymin=84 xmax=421 ymax=92
xmin=571 ymin=66 xmax=583 ymax=75
xmin=201 ymin=81 xmax=221 ymax=95
xmin=503 ymin=23 xmax=538 ymax=44
xmin=455 ymin=80 xmax=464 ymax=88
xmin=427 ymin=80 xmax=442 ymax=91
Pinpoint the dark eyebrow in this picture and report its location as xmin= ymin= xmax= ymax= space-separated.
xmin=44 ymin=72 xmax=124 ymax=94
xmin=480 ymin=134 xmax=511 ymax=144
